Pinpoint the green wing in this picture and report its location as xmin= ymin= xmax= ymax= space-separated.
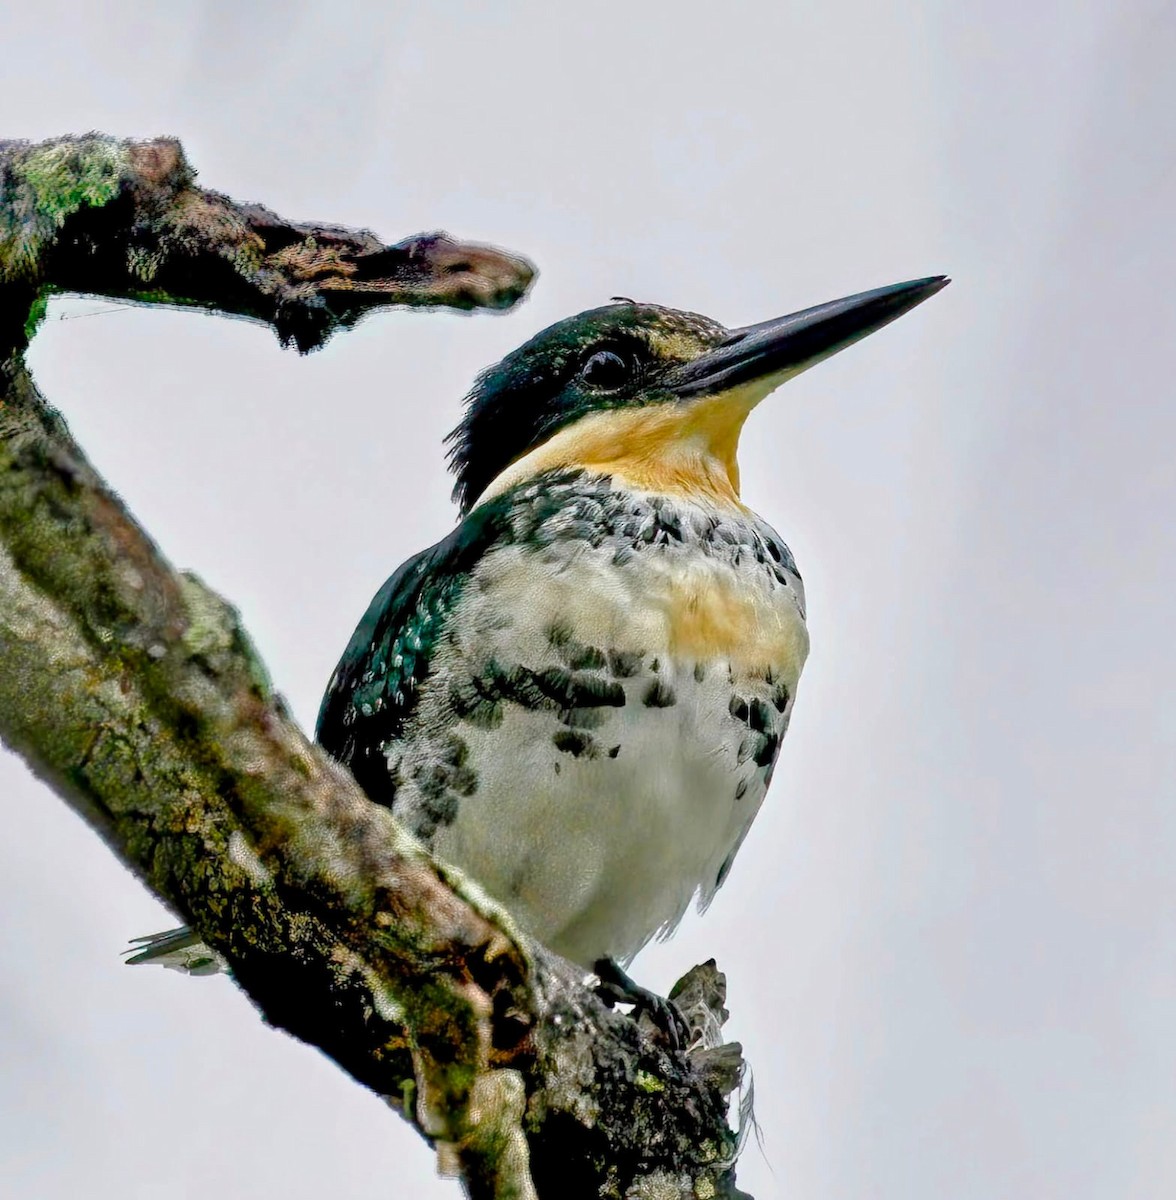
xmin=315 ymin=499 xmax=508 ymax=804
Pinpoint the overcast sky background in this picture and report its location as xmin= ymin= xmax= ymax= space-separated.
xmin=1 ymin=3 xmax=1173 ymax=1197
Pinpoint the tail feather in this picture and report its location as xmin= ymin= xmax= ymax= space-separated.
xmin=123 ymin=926 xmax=227 ymax=976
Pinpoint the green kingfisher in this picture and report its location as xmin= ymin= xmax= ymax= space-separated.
xmin=128 ymin=276 xmax=947 ymax=1020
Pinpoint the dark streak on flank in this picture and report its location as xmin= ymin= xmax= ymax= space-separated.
xmin=643 ymin=679 xmax=676 ymax=708
xmin=608 ymin=649 xmax=643 ymax=678
xmin=749 ymin=698 xmax=774 ymax=733
xmin=548 ymin=621 xmax=607 ymax=671
xmin=553 ymin=729 xmax=601 ymax=758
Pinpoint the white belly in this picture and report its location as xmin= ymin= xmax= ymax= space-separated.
xmin=431 ymin=654 xmax=781 ymax=966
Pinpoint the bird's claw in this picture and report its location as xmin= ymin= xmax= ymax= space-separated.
xmin=592 ymin=957 xmax=692 ymax=1051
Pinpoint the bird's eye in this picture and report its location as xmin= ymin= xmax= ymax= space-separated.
xmin=579 ymin=350 xmax=630 ymax=389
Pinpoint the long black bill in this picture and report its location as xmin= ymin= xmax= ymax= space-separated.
xmin=671 ymin=275 xmax=949 ymax=398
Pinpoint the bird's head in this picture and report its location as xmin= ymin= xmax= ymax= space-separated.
xmin=447 ymin=276 xmax=948 ymax=515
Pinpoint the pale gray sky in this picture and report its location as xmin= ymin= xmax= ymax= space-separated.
xmin=2 ymin=3 xmax=1173 ymax=1197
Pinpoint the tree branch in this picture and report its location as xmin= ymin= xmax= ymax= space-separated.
xmin=0 ymin=133 xmax=750 ymax=1200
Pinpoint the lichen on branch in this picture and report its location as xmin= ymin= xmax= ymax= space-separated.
xmin=0 ymin=132 xmax=536 ymax=356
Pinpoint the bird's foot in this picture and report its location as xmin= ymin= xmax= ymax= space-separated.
xmin=591 ymin=957 xmax=691 ymax=1051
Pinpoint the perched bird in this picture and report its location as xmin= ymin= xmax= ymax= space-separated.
xmin=128 ymin=277 xmax=948 ymax=1018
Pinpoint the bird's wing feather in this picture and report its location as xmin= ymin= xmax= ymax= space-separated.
xmin=123 ymin=926 xmax=226 ymax=975
xmin=315 ymin=498 xmax=511 ymax=803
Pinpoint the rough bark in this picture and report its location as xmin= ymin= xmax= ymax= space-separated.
xmin=0 ymin=134 xmax=751 ymax=1200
